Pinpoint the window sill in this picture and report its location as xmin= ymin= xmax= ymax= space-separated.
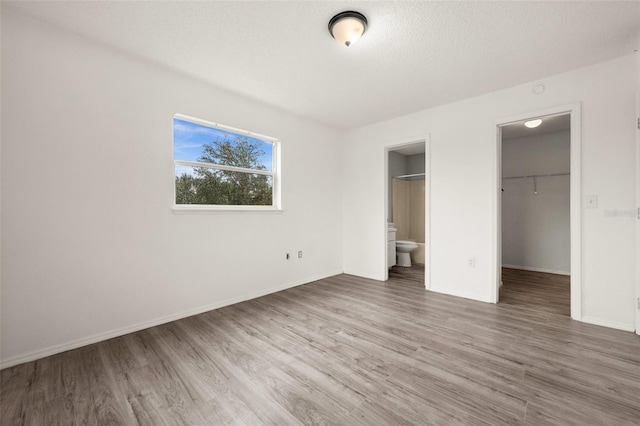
xmin=172 ymin=205 xmax=283 ymax=213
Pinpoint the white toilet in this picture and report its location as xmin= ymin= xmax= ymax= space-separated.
xmin=396 ymin=240 xmax=419 ymax=267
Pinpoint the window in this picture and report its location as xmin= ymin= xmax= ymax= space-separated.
xmin=173 ymin=114 xmax=280 ymax=210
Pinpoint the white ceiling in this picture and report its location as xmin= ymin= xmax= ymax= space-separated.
xmin=5 ymin=1 xmax=640 ymax=130
xmin=391 ymin=143 xmax=425 ymax=156
xmin=502 ymin=114 xmax=571 ymax=140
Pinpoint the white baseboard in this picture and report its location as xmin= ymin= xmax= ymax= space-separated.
xmin=343 ymin=270 xmax=382 ymax=281
xmin=0 ymin=270 xmax=343 ymax=370
xmin=502 ymin=264 xmax=570 ymax=276
xmin=581 ymin=316 xmax=635 ymax=332
xmin=428 ymin=286 xmax=493 ymax=304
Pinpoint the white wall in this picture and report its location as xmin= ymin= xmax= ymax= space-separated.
xmin=407 ymin=153 xmax=426 ymax=175
xmin=502 ymin=131 xmax=570 ymax=274
xmin=343 ymin=54 xmax=638 ymax=330
xmin=0 ymin=10 xmax=344 ymax=367
xmin=637 ymin=44 xmax=640 ymax=335
xmin=0 ymin=4 xmax=3 ymax=361
xmin=388 ymin=152 xmax=424 ymax=221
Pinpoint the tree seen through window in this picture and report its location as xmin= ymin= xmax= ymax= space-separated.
xmin=173 ymin=116 xmax=276 ymax=207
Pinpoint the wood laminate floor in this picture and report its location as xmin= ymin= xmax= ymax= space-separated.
xmin=2 ymin=268 xmax=640 ymax=425
xmin=500 ymin=268 xmax=570 ymax=317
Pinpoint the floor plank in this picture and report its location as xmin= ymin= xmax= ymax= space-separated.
xmin=500 ymin=268 xmax=570 ymax=316
xmin=2 ymin=267 xmax=639 ymax=425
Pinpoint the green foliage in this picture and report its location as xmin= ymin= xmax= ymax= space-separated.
xmin=175 ymin=136 xmax=273 ymax=205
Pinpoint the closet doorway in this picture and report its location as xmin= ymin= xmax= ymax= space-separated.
xmin=493 ymin=104 xmax=582 ymax=320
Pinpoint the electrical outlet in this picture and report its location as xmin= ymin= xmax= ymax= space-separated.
xmin=286 ymin=253 xmax=290 ymax=260
xmin=298 ymin=250 xmax=303 ymax=259
xmin=468 ymin=258 xmax=476 ymax=268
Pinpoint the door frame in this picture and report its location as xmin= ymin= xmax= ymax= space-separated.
xmin=635 ymin=93 xmax=640 ymax=335
xmin=384 ymin=135 xmax=431 ymax=290
xmin=492 ymin=103 xmax=582 ymax=321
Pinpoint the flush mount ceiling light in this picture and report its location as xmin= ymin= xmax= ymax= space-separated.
xmin=524 ymin=119 xmax=542 ymax=128
xmin=328 ymin=11 xmax=368 ymax=47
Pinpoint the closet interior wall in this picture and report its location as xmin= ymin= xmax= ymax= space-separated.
xmin=502 ymin=129 xmax=571 ymax=275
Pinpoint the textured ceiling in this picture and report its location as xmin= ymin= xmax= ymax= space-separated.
xmin=5 ymin=1 xmax=640 ymax=129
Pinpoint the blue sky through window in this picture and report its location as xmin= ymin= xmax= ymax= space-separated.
xmin=173 ymin=118 xmax=273 ymax=176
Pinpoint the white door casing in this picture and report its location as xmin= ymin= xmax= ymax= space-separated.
xmin=493 ymin=103 xmax=581 ymax=321
xmin=384 ymin=136 xmax=431 ymax=290
xmin=635 ymin=93 xmax=640 ymax=335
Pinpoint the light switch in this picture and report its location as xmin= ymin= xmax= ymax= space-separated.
xmin=585 ymin=195 xmax=598 ymax=209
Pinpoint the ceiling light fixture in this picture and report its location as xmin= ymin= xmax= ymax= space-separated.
xmin=328 ymin=11 xmax=368 ymax=47
xmin=524 ymin=119 xmax=542 ymax=128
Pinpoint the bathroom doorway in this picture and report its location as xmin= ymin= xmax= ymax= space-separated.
xmin=493 ymin=104 xmax=582 ymax=320
xmin=384 ymin=138 xmax=430 ymax=289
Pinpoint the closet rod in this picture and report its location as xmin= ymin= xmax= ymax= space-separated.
xmin=502 ymin=172 xmax=569 ymax=180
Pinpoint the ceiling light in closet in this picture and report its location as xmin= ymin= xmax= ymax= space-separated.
xmin=524 ymin=119 xmax=542 ymax=128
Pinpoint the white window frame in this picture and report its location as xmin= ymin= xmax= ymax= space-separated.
xmin=172 ymin=113 xmax=282 ymax=212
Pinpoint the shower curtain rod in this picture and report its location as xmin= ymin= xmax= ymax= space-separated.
xmin=393 ymin=173 xmax=425 ymax=179
xmin=502 ymin=172 xmax=569 ymax=180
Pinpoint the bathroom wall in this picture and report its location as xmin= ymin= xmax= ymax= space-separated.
xmin=388 ymin=152 xmax=408 ymax=220
xmin=407 ymin=153 xmax=426 ymax=175
xmin=502 ymin=130 xmax=570 ymax=274
xmin=409 ymin=179 xmax=426 ymax=244
xmin=392 ymin=179 xmax=410 ymax=240
xmin=388 ymin=152 xmax=424 ymax=221
xmin=392 ymin=178 xmax=425 ymax=242
xmin=392 ymin=177 xmax=425 ymax=264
